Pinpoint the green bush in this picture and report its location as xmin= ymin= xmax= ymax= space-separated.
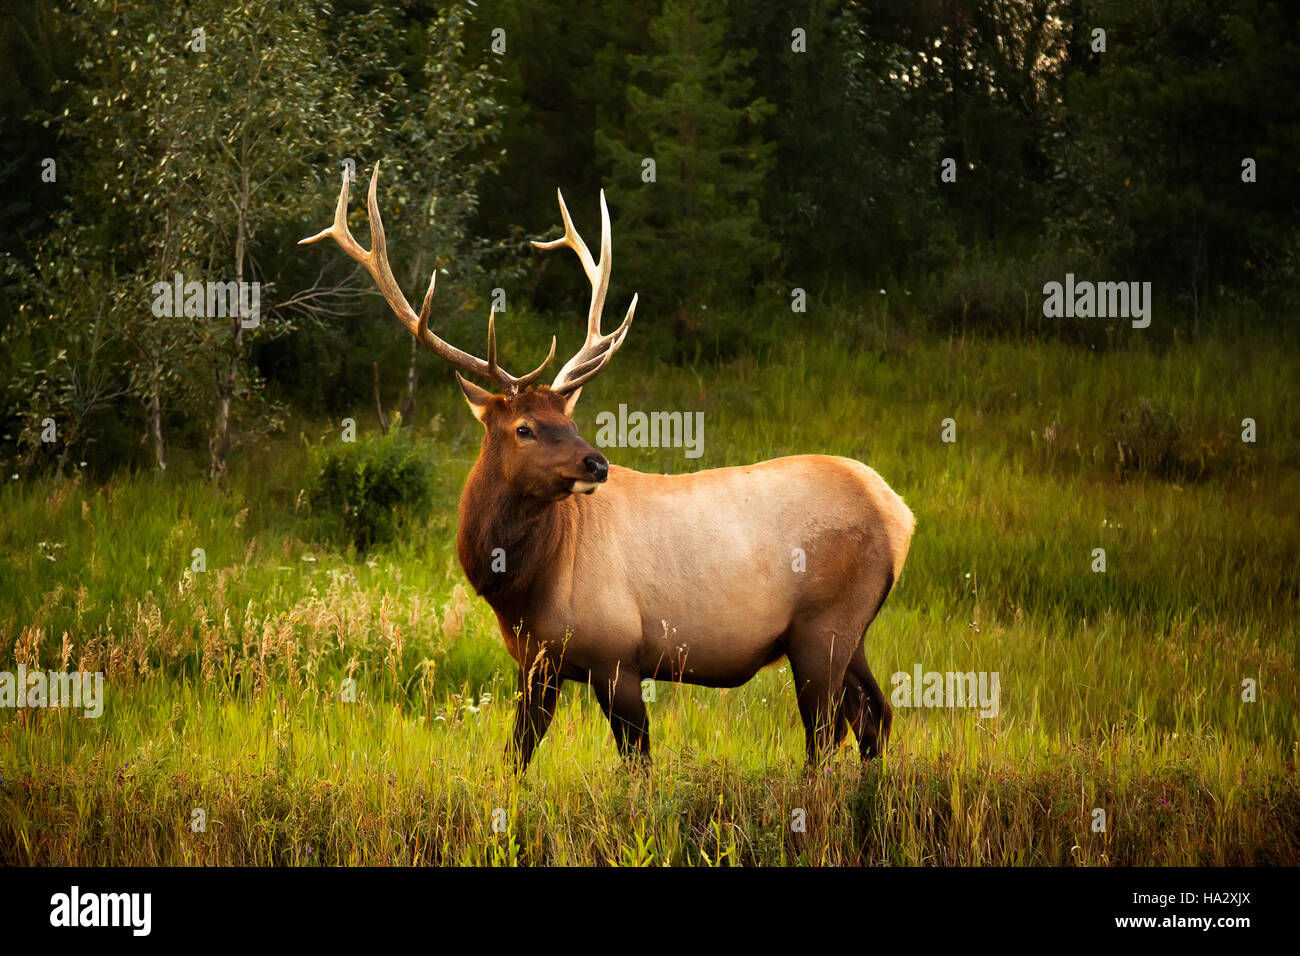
xmin=1109 ymin=398 xmax=1187 ymax=480
xmin=924 ymin=246 xmax=1115 ymax=344
xmin=931 ymin=255 xmax=1037 ymax=337
xmin=306 ymin=425 xmax=432 ymax=552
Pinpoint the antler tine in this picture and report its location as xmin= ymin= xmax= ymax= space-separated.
xmin=416 ymin=269 xmax=436 ymax=340
xmin=532 ymin=189 xmax=636 ymax=395
xmin=551 ymin=296 xmax=638 ymax=392
xmin=299 ymin=163 xmax=367 ymax=260
xmin=530 ymin=189 xmax=611 ymax=341
xmin=300 ymin=161 xmax=554 ymax=397
xmin=505 ymin=332 xmax=558 ymax=392
xmin=532 ymin=190 xmax=592 ymax=272
xmin=483 ymin=306 xmax=557 ymax=392
xmin=592 ymin=190 xmax=612 ymax=339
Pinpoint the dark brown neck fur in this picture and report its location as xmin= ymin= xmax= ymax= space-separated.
xmin=456 ymin=445 xmax=570 ymax=619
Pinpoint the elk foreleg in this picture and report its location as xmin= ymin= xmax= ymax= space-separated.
xmin=509 ymin=657 xmax=562 ymax=772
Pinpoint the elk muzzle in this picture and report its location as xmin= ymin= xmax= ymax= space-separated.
xmin=571 ymin=451 xmax=609 ymax=494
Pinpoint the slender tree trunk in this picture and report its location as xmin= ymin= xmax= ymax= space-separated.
xmin=148 ymin=387 xmax=167 ymax=471
xmin=210 ymin=196 xmax=248 ymax=485
xmin=209 ymin=346 xmax=235 ymax=484
xmin=373 ymin=361 xmax=390 ymax=435
xmin=210 ymin=314 xmax=244 ymax=485
xmin=150 ymin=208 xmax=174 ymax=472
xmin=399 ymin=334 xmax=418 ymax=425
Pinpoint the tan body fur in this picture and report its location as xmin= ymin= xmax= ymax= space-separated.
xmin=520 ymin=456 xmax=912 ymax=688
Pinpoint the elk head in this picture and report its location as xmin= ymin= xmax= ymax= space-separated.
xmin=299 ymin=162 xmax=637 ymax=502
xmin=458 ymin=379 xmax=608 ymax=501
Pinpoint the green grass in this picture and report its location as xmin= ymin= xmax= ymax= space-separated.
xmin=1 ymin=324 xmax=1297 ymax=865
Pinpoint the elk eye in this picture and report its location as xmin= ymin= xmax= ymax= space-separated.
xmin=516 ymin=424 xmax=533 ymax=439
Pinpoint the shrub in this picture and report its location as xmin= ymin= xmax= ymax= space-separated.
xmin=1107 ymin=398 xmax=1255 ymax=483
xmin=931 ymin=255 xmax=1037 ymax=337
xmin=1109 ymin=398 xmax=1186 ymax=480
xmin=306 ymin=425 xmax=432 ymax=552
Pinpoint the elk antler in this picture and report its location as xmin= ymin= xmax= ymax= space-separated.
xmin=299 ymin=162 xmax=555 ymax=397
xmin=532 ymin=189 xmax=638 ymax=395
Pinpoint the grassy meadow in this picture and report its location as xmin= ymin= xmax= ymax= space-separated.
xmin=2 ymin=312 xmax=1298 ymax=866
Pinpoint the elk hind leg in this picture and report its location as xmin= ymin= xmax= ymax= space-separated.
xmin=786 ymin=621 xmax=856 ymax=768
xmin=840 ymin=644 xmax=892 ymax=761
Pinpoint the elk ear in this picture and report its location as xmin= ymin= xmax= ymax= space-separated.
xmin=562 ymin=386 xmax=583 ymax=418
xmin=456 ymin=372 xmax=494 ymax=423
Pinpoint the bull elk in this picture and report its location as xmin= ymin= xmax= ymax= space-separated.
xmin=301 ymin=164 xmax=915 ymax=771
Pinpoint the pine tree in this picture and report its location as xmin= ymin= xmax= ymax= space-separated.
xmin=597 ymin=0 xmax=777 ymax=319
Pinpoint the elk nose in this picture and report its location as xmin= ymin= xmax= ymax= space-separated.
xmin=583 ymin=453 xmax=609 ymax=482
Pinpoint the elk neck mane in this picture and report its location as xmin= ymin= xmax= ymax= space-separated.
xmin=456 ymin=439 xmax=576 ymax=613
